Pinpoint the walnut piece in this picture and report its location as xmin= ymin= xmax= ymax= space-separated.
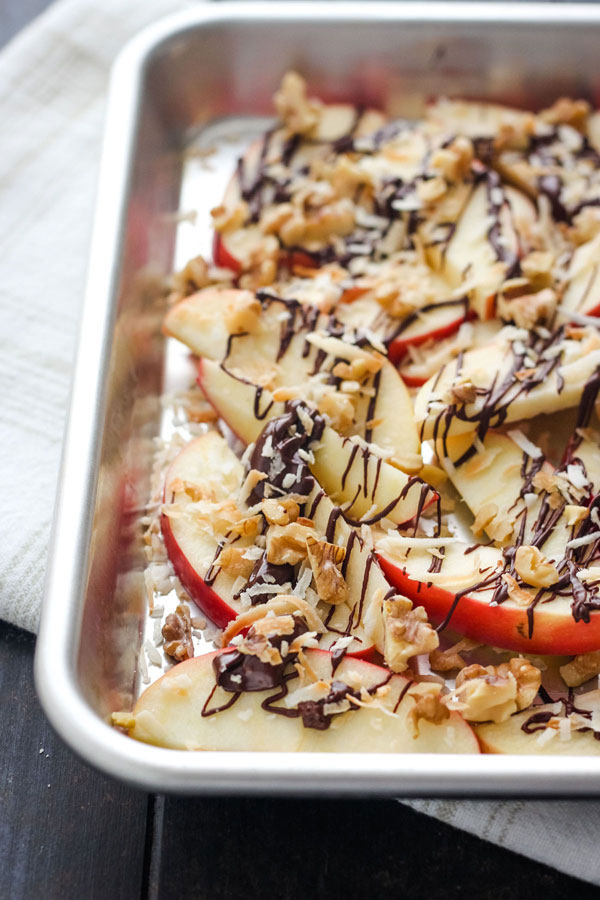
xmin=332 ymin=352 xmax=384 ymax=383
xmin=262 ymin=498 xmax=300 ymax=526
xmin=429 ymin=646 xmax=466 ymax=672
xmin=560 ymin=651 xmax=600 ymax=687
xmin=317 ymin=390 xmax=356 ymax=433
xmin=306 ymin=535 xmax=348 ymax=605
xmin=210 ymin=200 xmax=249 ymax=233
xmin=430 ymin=136 xmax=474 ymax=182
xmin=416 ymin=176 xmax=447 ymax=204
xmin=514 ymin=545 xmax=559 ymax=588
xmin=498 ymin=287 xmax=557 ymax=330
xmin=266 ymin=522 xmax=316 ymax=565
xmin=218 ymin=546 xmax=255 ymax=579
xmin=273 ymin=71 xmax=321 ymax=135
xmin=171 ymin=255 xmax=210 ymax=297
xmin=408 ymin=688 xmax=450 ymax=737
xmin=445 ymin=658 xmax=541 ymax=723
xmin=223 ymin=292 xmax=262 ymax=335
xmin=382 ymin=597 xmax=439 ymax=673
xmin=540 ymin=97 xmax=590 ymax=131
xmin=162 ymin=603 xmax=194 ymax=662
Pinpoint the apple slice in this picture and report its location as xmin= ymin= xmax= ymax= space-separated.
xmin=476 ymin=690 xmax=600 ymax=755
xmin=443 ymin=179 xmax=536 ymax=320
xmin=435 ymin=430 xmax=556 ymax=542
xmin=377 ymin=535 xmax=600 ymax=655
xmin=415 ymin=325 xmax=600 ymax=441
xmin=561 ymin=232 xmax=600 ymax=318
xmin=398 ymin=319 xmax=502 ymax=387
xmin=197 ymin=359 xmax=436 ymax=527
xmin=161 ymin=432 xmax=385 ymax=654
xmin=214 ymin=102 xmax=387 ymax=274
xmin=386 ymin=301 xmax=473 ymax=365
xmin=161 ymin=432 xmax=249 ymax=628
xmin=166 ymin=288 xmax=421 ymax=466
xmin=117 ymin=648 xmax=479 ymax=753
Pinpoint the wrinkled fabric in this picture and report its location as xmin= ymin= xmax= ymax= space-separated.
xmin=1 ymin=0 xmax=599 ymax=885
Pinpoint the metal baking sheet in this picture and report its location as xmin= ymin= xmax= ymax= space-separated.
xmin=36 ymin=1 xmax=600 ymax=795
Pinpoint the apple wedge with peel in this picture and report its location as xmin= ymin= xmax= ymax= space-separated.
xmin=197 ymin=359 xmax=437 ymax=527
xmin=376 ymin=535 xmax=600 ymax=655
xmin=161 ymin=430 xmax=389 ymax=655
xmin=214 ymin=101 xmax=386 ymax=275
xmin=161 ymin=431 xmax=249 ymax=628
xmin=476 ymin=690 xmax=600 ymax=755
xmin=116 ymin=648 xmax=479 ymax=752
xmin=415 ymin=325 xmax=600 ymax=441
xmin=434 ymin=430 xmax=556 ymax=543
xmin=386 ymin=301 xmax=473 ymax=365
xmin=442 ymin=178 xmax=536 ymax=321
xmin=165 ymin=288 xmax=421 ymax=467
xmin=561 ymin=232 xmax=600 ymax=319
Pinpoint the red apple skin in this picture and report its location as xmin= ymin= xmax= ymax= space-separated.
xmin=212 ymin=232 xmax=242 ymax=274
xmin=377 ymin=553 xmax=600 ymax=656
xmin=161 ymin=511 xmax=237 ymax=629
xmin=387 ymin=309 xmax=476 ymax=365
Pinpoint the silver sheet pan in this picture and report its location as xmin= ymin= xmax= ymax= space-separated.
xmin=35 ymin=1 xmax=600 ymax=794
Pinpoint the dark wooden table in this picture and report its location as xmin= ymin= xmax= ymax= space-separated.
xmin=2 ymin=3 xmax=599 ymax=898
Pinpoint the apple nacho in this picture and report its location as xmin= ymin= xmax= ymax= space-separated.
xmin=114 ymin=74 xmax=600 ymax=755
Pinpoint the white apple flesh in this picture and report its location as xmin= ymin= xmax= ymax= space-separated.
xmin=197 ymin=359 xmax=436 ymax=527
xmin=121 ymin=648 xmax=479 ymax=753
xmin=415 ymin=327 xmax=600 ymax=440
xmin=476 ymin=690 xmax=600 ymax=755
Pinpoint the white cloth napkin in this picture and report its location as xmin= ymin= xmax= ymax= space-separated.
xmin=1 ymin=0 xmax=598 ymax=886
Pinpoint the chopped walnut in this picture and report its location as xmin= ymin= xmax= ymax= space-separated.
xmin=445 ymin=658 xmax=541 ymax=723
xmin=408 ymin=688 xmax=450 ymax=737
xmin=218 ymin=546 xmax=255 ymax=579
xmin=430 ymin=136 xmax=473 ymax=182
xmin=317 ymin=390 xmax=356 ymax=433
xmin=449 ymin=379 xmax=477 ymax=405
xmin=514 ymin=545 xmax=560 ymax=588
xmin=332 ymin=352 xmax=384 ymax=383
xmin=211 ymin=200 xmax=249 ymax=233
xmin=306 ymin=535 xmax=348 ymax=605
xmin=326 ymin=155 xmax=373 ymax=198
xmin=498 ymin=287 xmax=557 ymax=330
xmin=540 ymin=97 xmax=590 ymax=131
xmin=560 ymin=651 xmax=600 ymax=687
xmin=278 ymin=198 xmax=356 ymax=247
xmin=382 ymin=597 xmax=439 ymax=673
xmin=429 ymin=646 xmax=466 ymax=672
xmin=373 ymin=285 xmax=418 ymax=319
xmin=502 ymin=657 xmax=542 ymax=710
xmin=502 ymin=573 xmax=537 ymax=607
xmin=229 ymin=514 xmax=262 ymax=539
xmin=472 ymin=502 xmax=514 ymax=543
xmin=266 ymin=522 xmax=316 ymax=565
xmin=262 ymin=498 xmax=300 ymax=526
xmin=162 ymin=604 xmax=194 ymax=662
xmin=416 ymin=176 xmax=447 ymax=204
xmin=223 ymin=292 xmax=262 ymax=335
xmin=273 ymin=71 xmax=321 ymax=135
xmin=171 ymin=255 xmax=210 ymax=298
xmin=238 ymin=251 xmax=279 ymax=290
xmin=520 ymin=250 xmax=555 ymax=290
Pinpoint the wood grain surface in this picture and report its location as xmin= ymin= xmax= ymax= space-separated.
xmin=1 ymin=2 xmax=599 ymax=898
